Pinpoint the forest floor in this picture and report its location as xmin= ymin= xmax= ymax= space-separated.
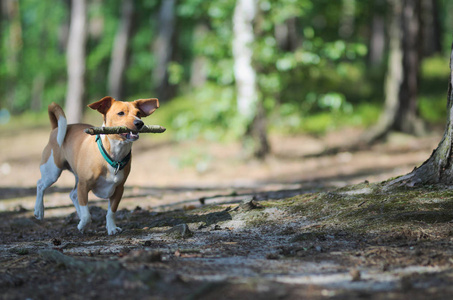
xmin=2 ymin=124 xmax=453 ymax=299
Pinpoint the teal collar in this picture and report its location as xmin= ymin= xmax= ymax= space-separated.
xmin=96 ymin=135 xmax=131 ymax=174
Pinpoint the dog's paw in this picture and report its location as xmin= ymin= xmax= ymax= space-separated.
xmin=107 ymin=226 xmax=122 ymax=235
xmin=77 ymin=218 xmax=91 ymax=233
xmin=34 ymin=206 xmax=44 ymax=220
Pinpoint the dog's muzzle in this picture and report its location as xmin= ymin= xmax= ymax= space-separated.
xmin=121 ymin=131 xmax=139 ymax=141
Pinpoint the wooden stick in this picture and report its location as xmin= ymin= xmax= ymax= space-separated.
xmin=84 ymin=125 xmax=166 ymax=135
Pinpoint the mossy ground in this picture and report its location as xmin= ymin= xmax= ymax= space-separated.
xmin=3 ymin=181 xmax=453 ymax=299
xmin=250 ymin=182 xmax=453 ymax=243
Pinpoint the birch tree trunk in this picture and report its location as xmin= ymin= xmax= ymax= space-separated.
xmin=233 ymin=0 xmax=270 ymax=158
xmin=65 ymin=0 xmax=87 ymax=123
xmin=108 ymin=0 xmax=134 ymax=99
xmin=388 ymin=44 xmax=453 ymax=187
xmin=152 ymin=0 xmax=176 ymax=102
xmin=233 ymin=0 xmax=258 ymax=124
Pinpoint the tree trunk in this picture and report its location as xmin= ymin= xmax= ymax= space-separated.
xmin=152 ymin=0 xmax=176 ymax=102
xmin=107 ymin=0 xmax=134 ymax=100
xmin=246 ymin=102 xmax=270 ymax=158
xmin=395 ymin=0 xmax=423 ymax=133
xmin=362 ymin=0 xmax=425 ymax=144
xmin=65 ymin=0 xmax=87 ymax=124
xmin=421 ymin=0 xmax=442 ymax=56
xmin=4 ymin=0 xmax=21 ymax=75
xmin=4 ymin=0 xmax=22 ymax=111
xmin=31 ymin=74 xmax=45 ymax=111
xmin=274 ymin=17 xmax=300 ymax=52
xmin=339 ymin=0 xmax=356 ymax=39
xmin=57 ymin=0 xmax=71 ymax=54
xmin=368 ymin=0 xmax=386 ymax=67
xmin=190 ymin=23 xmax=208 ymax=88
xmin=388 ymin=44 xmax=453 ymax=187
xmin=232 ymin=0 xmax=270 ymax=159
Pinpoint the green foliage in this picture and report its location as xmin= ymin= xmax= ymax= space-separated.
xmin=1 ymin=0 xmax=68 ymax=112
xmin=159 ymin=83 xmax=237 ymax=141
xmin=418 ymin=55 xmax=450 ymax=123
xmin=248 ymin=0 xmax=374 ymax=136
xmin=1 ymin=0 xmax=452 ymax=138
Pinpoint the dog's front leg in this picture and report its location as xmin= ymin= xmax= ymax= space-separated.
xmin=76 ymin=183 xmax=92 ymax=233
xmin=106 ymin=186 xmax=124 ymax=235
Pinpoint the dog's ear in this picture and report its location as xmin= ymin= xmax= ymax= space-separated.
xmin=88 ymin=96 xmax=114 ymax=115
xmin=134 ymin=98 xmax=159 ymax=117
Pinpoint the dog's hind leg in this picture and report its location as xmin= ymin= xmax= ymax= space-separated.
xmin=69 ymin=176 xmax=82 ymax=219
xmin=35 ymin=150 xmax=62 ymax=220
xmin=76 ymin=182 xmax=92 ymax=233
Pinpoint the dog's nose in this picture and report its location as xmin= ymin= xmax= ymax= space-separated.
xmin=134 ymin=119 xmax=144 ymax=130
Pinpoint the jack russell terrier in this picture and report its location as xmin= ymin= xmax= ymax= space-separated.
xmin=34 ymin=96 xmax=159 ymax=235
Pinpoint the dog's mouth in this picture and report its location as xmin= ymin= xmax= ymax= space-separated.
xmin=120 ymin=131 xmax=139 ymax=141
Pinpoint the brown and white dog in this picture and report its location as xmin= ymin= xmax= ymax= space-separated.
xmin=35 ymin=96 xmax=159 ymax=235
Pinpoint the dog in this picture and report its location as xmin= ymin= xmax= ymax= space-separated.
xmin=35 ymin=96 xmax=159 ymax=235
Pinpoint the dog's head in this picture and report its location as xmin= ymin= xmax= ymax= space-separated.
xmin=88 ymin=96 xmax=159 ymax=142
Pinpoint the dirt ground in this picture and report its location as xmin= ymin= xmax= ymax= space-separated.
xmin=1 ymin=124 xmax=453 ymax=299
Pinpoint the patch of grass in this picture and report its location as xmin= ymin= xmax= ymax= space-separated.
xmin=418 ymin=55 xmax=450 ymax=124
xmin=242 ymin=210 xmax=271 ymax=227
xmin=0 ymin=111 xmax=49 ymax=131
xmin=276 ymin=102 xmax=381 ymax=135
xmin=300 ymin=112 xmax=333 ymax=134
xmin=421 ymin=55 xmax=450 ymax=79
xmin=419 ymin=95 xmax=447 ymax=124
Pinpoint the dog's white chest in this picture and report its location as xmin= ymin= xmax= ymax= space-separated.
xmin=92 ymin=171 xmax=124 ymax=199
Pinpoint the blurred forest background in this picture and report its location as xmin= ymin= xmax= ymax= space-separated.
xmin=1 ymin=0 xmax=453 ymax=158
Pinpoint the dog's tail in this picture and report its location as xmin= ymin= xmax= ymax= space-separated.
xmin=48 ymin=102 xmax=67 ymax=147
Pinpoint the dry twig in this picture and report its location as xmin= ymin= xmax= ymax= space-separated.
xmin=84 ymin=125 xmax=166 ymax=135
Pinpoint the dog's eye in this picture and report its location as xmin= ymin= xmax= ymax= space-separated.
xmin=136 ymin=112 xmax=141 ymax=118
xmin=117 ymin=111 xmax=125 ymax=116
